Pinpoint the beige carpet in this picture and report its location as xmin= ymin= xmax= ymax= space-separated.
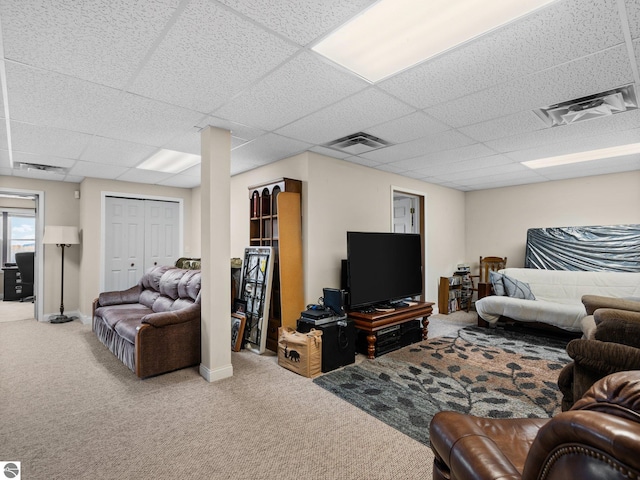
xmin=0 ymin=318 xmax=436 ymax=480
xmin=0 ymin=300 xmax=35 ymax=323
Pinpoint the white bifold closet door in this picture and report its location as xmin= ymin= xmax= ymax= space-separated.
xmin=104 ymin=196 xmax=180 ymax=292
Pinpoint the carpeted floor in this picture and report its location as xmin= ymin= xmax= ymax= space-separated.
xmin=0 ymin=300 xmax=35 ymax=322
xmin=0 ymin=318 xmax=434 ymax=480
xmin=314 ymin=325 xmax=571 ymax=445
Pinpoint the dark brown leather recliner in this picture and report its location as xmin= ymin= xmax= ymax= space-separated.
xmin=430 ymin=370 xmax=640 ymax=480
xmin=558 ymin=296 xmax=640 ymax=411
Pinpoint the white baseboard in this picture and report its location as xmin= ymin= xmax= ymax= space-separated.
xmin=43 ymin=310 xmax=89 ymax=324
xmin=199 ymin=362 xmax=233 ymax=382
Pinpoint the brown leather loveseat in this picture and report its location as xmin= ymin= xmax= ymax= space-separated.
xmin=429 ymin=370 xmax=640 ymax=480
xmin=93 ymin=265 xmax=201 ymax=378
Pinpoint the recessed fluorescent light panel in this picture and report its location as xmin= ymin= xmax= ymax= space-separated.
xmin=522 ymin=143 xmax=640 ymax=169
xmin=137 ymin=149 xmax=200 ymax=174
xmin=312 ymin=0 xmax=558 ymax=83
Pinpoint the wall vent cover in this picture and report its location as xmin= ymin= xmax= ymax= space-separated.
xmin=534 ymin=84 xmax=638 ymax=127
xmin=17 ymin=162 xmax=67 ymax=174
xmin=324 ymin=132 xmax=392 ymax=154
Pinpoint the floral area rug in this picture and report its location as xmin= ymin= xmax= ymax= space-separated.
xmin=313 ymin=326 xmax=571 ymax=445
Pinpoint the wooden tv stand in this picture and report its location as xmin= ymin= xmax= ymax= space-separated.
xmin=347 ymin=301 xmax=434 ymax=359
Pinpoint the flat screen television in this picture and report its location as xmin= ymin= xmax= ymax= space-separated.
xmin=346 ymin=231 xmax=423 ymax=309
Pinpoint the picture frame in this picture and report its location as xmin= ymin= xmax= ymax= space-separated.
xmin=231 ymin=313 xmax=246 ymax=352
xmin=232 ymin=298 xmax=247 ymax=316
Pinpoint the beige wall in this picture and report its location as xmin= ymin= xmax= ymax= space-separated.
xmin=465 ymin=171 xmax=640 ymax=272
xmin=78 ymin=178 xmax=194 ymax=317
xmin=229 ymin=152 xmax=467 ymax=306
xmin=0 ymin=176 xmax=81 ymax=316
xmin=6 ymin=162 xmax=636 ymax=320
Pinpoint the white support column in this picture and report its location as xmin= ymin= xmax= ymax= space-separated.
xmin=199 ymin=126 xmax=233 ymax=382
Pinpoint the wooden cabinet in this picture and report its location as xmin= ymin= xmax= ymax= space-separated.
xmin=248 ymin=178 xmax=304 ymax=352
xmin=438 ymin=272 xmax=472 ymax=314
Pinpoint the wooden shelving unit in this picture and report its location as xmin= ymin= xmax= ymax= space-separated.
xmin=248 ymin=178 xmax=304 ymax=352
xmin=438 ymin=271 xmax=472 ymax=314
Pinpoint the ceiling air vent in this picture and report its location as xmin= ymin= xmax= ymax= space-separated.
xmin=17 ymin=162 xmax=67 ymax=175
xmin=534 ymin=84 xmax=638 ymax=127
xmin=324 ymin=132 xmax=392 ymax=155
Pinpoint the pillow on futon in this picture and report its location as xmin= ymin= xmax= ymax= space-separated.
xmin=489 ymin=271 xmax=506 ymax=296
xmin=502 ymin=274 xmax=536 ymax=300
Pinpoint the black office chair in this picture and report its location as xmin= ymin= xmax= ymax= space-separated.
xmin=14 ymin=252 xmax=34 ymax=302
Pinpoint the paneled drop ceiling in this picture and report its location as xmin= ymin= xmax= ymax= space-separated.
xmin=0 ymin=0 xmax=639 ymax=191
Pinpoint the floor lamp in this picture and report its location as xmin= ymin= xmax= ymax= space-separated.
xmin=43 ymin=226 xmax=80 ymax=324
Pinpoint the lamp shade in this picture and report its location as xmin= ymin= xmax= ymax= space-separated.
xmin=43 ymin=226 xmax=80 ymax=245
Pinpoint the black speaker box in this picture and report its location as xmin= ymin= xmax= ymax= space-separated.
xmin=297 ymin=318 xmax=356 ymax=373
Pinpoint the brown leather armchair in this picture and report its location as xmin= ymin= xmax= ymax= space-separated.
xmin=557 ymin=296 xmax=640 ymax=411
xmin=430 ymin=371 xmax=640 ymax=480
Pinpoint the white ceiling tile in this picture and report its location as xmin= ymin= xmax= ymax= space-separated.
xmin=635 ymin=38 xmax=640 ymax=71
xmin=230 ymin=158 xmax=263 ymax=176
xmin=365 ymin=112 xmax=450 ymax=144
xmin=0 ymin=0 xmax=181 ymax=89
xmin=179 ymin=164 xmax=201 ymax=178
xmin=379 ymin=0 xmax=624 ymax=109
xmin=343 ymin=156 xmax=381 ymax=168
xmin=61 ymin=175 xmax=85 ymax=184
xmin=164 ymin=129 xmax=246 ymax=156
xmin=1 ymin=1 xmax=637 ymax=191
xmin=487 ymin=108 xmax=640 ymax=153
xmin=231 ymin=133 xmax=311 ymax=166
xmin=359 ymin=130 xmax=475 ymax=163
xmin=216 ymin=0 xmax=376 ymax=45
xmin=0 ymin=119 xmax=7 ymax=151
xmin=6 ymin=62 xmax=119 ymax=134
xmin=504 ymin=128 xmax=640 ymax=163
xmin=374 ymin=163 xmax=406 ymax=174
xmin=399 ymin=170 xmax=430 ymax=180
xmin=429 ymin=161 xmax=529 ymax=182
xmin=626 ymin=0 xmax=640 ymax=39
xmin=81 ymin=137 xmax=158 ymax=167
xmin=275 ymin=88 xmax=414 ymax=144
xmin=396 ymin=151 xmax=512 ymax=173
xmin=69 ymin=160 xmax=128 ymax=179
xmin=456 ymin=170 xmax=548 ymax=189
xmin=158 ymin=175 xmax=200 ymax=188
xmin=309 ymin=146 xmax=352 ymax=159
xmin=99 ymin=92 xmax=204 ymax=147
xmin=458 ymin=111 xmax=547 ymax=142
xmin=215 ymin=51 xmax=367 ymax=131
xmin=11 ymin=122 xmax=92 ymax=159
xmin=128 ymin=0 xmax=299 ymax=112
xmin=426 ymin=45 xmax=634 ymax=128
xmin=409 ymin=154 xmax=516 ymax=178
xmin=115 ymin=168 xmax=174 ymax=185
xmin=197 ymin=117 xmax=265 ymax=142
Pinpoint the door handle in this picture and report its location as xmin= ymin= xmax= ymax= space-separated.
xmin=131 ymin=263 xmax=134 ymax=267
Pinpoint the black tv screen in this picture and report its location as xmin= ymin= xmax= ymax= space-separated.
xmin=346 ymin=232 xmax=423 ymax=309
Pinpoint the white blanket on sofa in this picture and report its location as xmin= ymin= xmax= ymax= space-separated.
xmin=475 ymin=268 xmax=640 ymax=333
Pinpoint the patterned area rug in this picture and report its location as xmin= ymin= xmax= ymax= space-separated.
xmin=314 ymin=326 xmax=571 ymax=445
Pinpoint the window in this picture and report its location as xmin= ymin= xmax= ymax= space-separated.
xmin=2 ymin=213 xmax=35 ymax=264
